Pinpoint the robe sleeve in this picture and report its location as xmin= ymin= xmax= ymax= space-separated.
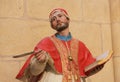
xmin=16 ymin=37 xmax=54 ymax=80
xmin=30 ymin=53 xmax=49 ymax=76
xmin=78 ymin=41 xmax=96 ymax=77
xmin=78 ymin=41 xmax=104 ymax=77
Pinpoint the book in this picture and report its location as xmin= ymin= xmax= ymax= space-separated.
xmin=85 ymin=50 xmax=113 ymax=74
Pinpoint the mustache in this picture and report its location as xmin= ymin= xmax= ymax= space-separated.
xmin=56 ymin=22 xmax=66 ymax=27
xmin=57 ymin=21 xmax=63 ymax=25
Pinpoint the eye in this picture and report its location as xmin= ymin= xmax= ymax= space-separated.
xmin=51 ymin=17 xmax=56 ymax=22
xmin=58 ymin=14 xmax=62 ymax=17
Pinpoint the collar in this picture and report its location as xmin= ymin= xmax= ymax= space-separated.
xmin=55 ymin=32 xmax=72 ymax=41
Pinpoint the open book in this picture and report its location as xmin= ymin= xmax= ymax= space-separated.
xmin=85 ymin=50 xmax=113 ymax=73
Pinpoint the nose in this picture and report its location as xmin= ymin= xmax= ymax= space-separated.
xmin=56 ymin=17 xmax=61 ymax=23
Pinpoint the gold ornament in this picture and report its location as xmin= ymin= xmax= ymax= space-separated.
xmin=68 ymin=56 xmax=73 ymax=61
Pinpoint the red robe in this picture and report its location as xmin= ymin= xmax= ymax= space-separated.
xmin=16 ymin=36 xmax=96 ymax=79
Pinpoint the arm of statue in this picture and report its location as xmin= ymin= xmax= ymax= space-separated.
xmin=85 ymin=62 xmax=104 ymax=77
xmin=30 ymin=50 xmax=49 ymax=75
xmin=85 ymin=50 xmax=113 ymax=77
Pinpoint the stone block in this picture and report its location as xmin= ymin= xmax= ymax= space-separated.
xmin=101 ymin=24 xmax=112 ymax=51
xmin=82 ymin=0 xmax=110 ymax=23
xmin=0 ymin=61 xmax=20 ymax=82
xmin=0 ymin=0 xmax=24 ymax=17
xmin=27 ymin=0 xmax=82 ymax=21
xmin=114 ymin=57 xmax=120 ymax=82
xmin=110 ymin=0 xmax=120 ymax=22
xmin=112 ymin=23 xmax=120 ymax=56
xmin=0 ymin=19 xmax=53 ymax=56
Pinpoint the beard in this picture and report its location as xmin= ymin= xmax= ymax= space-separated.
xmin=52 ymin=22 xmax=69 ymax=32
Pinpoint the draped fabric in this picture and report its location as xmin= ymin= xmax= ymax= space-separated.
xmin=16 ymin=35 xmax=96 ymax=81
xmin=50 ymin=35 xmax=80 ymax=82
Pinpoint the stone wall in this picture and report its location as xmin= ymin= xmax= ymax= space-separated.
xmin=0 ymin=0 xmax=120 ymax=82
xmin=110 ymin=0 xmax=120 ymax=82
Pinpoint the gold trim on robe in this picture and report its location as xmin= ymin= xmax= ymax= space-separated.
xmin=50 ymin=36 xmax=81 ymax=82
